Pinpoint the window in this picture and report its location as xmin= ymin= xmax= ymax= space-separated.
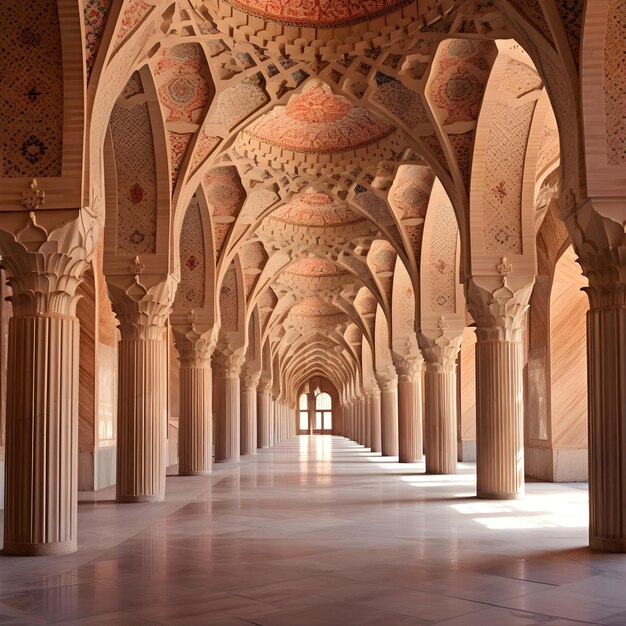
xmin=299 ymin=393 xmax=308 ymax=431
xmin=315 ymin=392 xmax=332 ymax=431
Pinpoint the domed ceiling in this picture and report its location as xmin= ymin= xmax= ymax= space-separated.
xmin=224 ymin=0 xmax=414 ymax=27
xmin=242 ymin=81 xmax=392 ymax=155
xmin=271 ymin=190 xmax=363 ymax=227
xmin=285 ymin=258 xmax=348 ymax=278
xmin=192 ymin=0 xmax=423 ymax=60
xmin=291 ymin=298 xmax=344 ymax=317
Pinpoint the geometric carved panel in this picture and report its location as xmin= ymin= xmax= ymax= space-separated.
xmin=0 ymin=1 xmax=64 ymax=178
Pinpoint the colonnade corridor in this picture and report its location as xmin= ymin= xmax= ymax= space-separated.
xmin=0 ymin=435 xmax=624 ymax=625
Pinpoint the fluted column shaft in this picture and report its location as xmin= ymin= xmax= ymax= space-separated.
xmin=108 ymin=272 xmax=175 ymax=504
xmin=179 ymin=363 xmax=212 ymax=474
xmin=587 ymin=294 xmax=626 ymax=551
xmin=558 ymin=177 xmax=626 ymax=551
xmin=1 ymin=211 xmax=99 ymax=556
xmin=4 ymin=310 xmax=79 ymax=555
xmin=276 ymin=403 xmax=283 ymax=442
xmin=395 ymin=355 xmax=424 ymax=464
xmin=370 ymin=390 xmax=382 ymax=453
xmin=270 ymin=398 xmax=276 ymax=445
xmin=241 ymin=382 xmax=258 ymax=456
xmin=349 ymin=403 xmax=355 ymax=441
xmin=467 ymin=277 xmax=532 ymax=500
xmin=362 ymin=396 xmax=371 ymax=449
xmin=398 ymin=377 xmax=423 ymax=463
xmin=380 ymin=382 xmax=399 ymax=456
xmin=475 ymin=335 xmax=524 ymax=498
xmin=355 ymin=399 xmax=363 ymax=444
xmin=117 ymin=333 xmax=168 ymax=501
xmin=172 ymin=329 xmax=215 ymax=477
xmin=257 ymin=386 xmax=271 ymax=448
xmin=424 ymin=359 xmax=458 ymax=474
xmin=214 ymin=373 xmax=241 ymax=462
xmin=360 ymin=397 xmax=368 ymax=445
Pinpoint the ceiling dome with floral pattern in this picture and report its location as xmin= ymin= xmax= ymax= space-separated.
xmin=191 ymin=0 xmax=426 ymax=60
xmin=271 ymin=190 xmax=363 ymax=227
xmin=285 ymin=258 xmax=349 ymax=277
xmin=291 ymin=298 xmax=344 ymax=317
xmin=223 ymin=0 xmax=414 ymax=28
xmin=245 ymin=81 xmax=392 ymax=154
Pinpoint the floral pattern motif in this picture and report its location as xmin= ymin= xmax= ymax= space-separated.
xmin=246 ymin=80 xmax=392 ymax=153
xmin=271 ymin=191 xmax=362 ymax=227
xmin=1 ymin=1 xmax=63 ymax=177
xmin=285 ymin=258 xmax=347 ymax=277
xmin=226 ymin=0 xmax=412 ymax=27
xmin=83 ymin=0 xmax=111 ymax=79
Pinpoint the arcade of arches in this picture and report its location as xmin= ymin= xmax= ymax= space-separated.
xmin=0 ymin=0 xmax=625 ymax=609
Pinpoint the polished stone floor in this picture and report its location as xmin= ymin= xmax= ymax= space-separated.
xmin=0 ymin=436 xmax=625 ymax=625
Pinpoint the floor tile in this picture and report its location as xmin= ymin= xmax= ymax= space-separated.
xmin=0 ymin=436 xmax=623 ymax=626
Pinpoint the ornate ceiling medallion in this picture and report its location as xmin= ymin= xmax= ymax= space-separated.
xmin=236 ymin=80 xmax=403 ymax=175
xmin=190 ymin=0 xmax=422 ymax=60
xmin=224 ymin=0 xmax=414 ymax=28
xmin=271 ymin=190 xmax=363 ymax=227
xmin=291 ymin=297 xmax=344 ymax=317
xmin=284 ymin=257 xmax=348 ymax=278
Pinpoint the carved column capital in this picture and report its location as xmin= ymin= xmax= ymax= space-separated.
xmin=108 ymin=274 xmax=177 ymax=341
xmin=392 ymin=352 xmax=424 ymax=382
xmin=566 ymin=198 xmax=626 ymax=310
xmin=418 ymin=323 xmax=464 ymax=372
xmin=375 ymin=361 xmax=398 ymax=391
xmin=241 ymin=371 xmax=261 ymax=392
xmin=213 ymin=345 xmax=245 ymax=379
xmin=465 ymin=276 xmax=534 ymax=342
xmin=0 ymin=209 xmax=99 ymax=317
xmin=171 ymin=325 xmax=217 ymax=368
xmin=257 ymin=378 xmax=272 ymax=394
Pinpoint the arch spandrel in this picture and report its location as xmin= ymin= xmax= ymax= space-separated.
xmin=468 ymin=41 xmax=543 ymax=296
xmin=419 ymin=176 xmax=465 ymax=338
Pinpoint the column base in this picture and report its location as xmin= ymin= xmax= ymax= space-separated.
xmin=215 ymin=458 xmax=240 ymax=464
xmin=477 ymin=490 xmax=523 ymax=500
xmin=400 ymin=454 xmax=424 ymax=464
xmin=3 ymin=540 xmax=77 ymax=556
xmin=590 ymin=536 xmax=626 ymax=553
xmin=179 ymin=470 xmax=212 ymax=476
xmin=116 ymin=494 xmax=165 ymax=503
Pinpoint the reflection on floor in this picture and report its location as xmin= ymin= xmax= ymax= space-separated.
xmin=0 ymin=436 xmax=624 ymax=625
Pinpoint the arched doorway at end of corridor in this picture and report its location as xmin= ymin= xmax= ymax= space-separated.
xmin=298 ymin=376 xmax=338 ymax=435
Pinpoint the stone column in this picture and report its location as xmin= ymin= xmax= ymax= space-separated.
xmin=369 ymin=387 xmax=382 ymax=453
xmin=241 ymin=373 xmax=259 ymax=456
xmin=568 ymin=201 xmax=626 ymax=552
xmin=110 ymin=275 xmax=175 ymax=503
xmin=394 ymin=354 xmax=424 ymax=463
xmin=420 ymin=324 xmax=463 ymax=474
xmin=359 ymin=396 xmax=368 ymax=445
xmin=362 ymin=394 xmax=371 ymax=449
xmin=1 ymin=210 xmax=96 ymax=556
xmin=257 ymin=380 xmax=271 ymax=448
xmin=269 ymin=397 xmax=276 ymax=445
xmin=213 ymin=349 xmax=244 ymax=463
xmin=377 ymin=372 xmax=399 ymax=457
xmin=348 ymin=402 xmax=355 ymax=441
xmin=355 ymin=398 xmax=362 ymax=444
xmin=172 ymin=327 xmax=215 ymax=476
xmin=467 ymin=274 xmax=533 ymax=499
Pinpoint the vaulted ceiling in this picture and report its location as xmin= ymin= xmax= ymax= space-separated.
xmin=80 ymin=0 xmax=562 ymax=401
